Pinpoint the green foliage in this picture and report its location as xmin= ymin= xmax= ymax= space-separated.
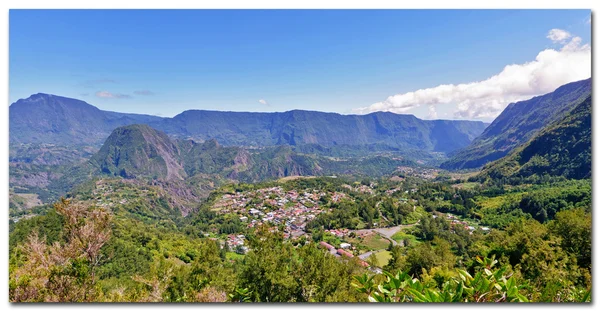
xmin=237 ymin=225 xmax=364 ymax=302
xmin=549 ymin=208 xmax=591 ymax=269
xmin=355 ymin=256 xmax=532 ymax=302
xmin=9 ymin=172 xmax=592 ymax=302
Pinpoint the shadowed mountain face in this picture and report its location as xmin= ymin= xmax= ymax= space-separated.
xmin=441 ymin=78 xmax=592 ymax=170
xmin=9 ymin=93 xmax=488 ymax=155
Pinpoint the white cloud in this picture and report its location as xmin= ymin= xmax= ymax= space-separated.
xmin=95 ymin=91 xmax=131 ymax=99
xmin=354 ymin=30 xmax=591 ymax=120
xmin=258 ymin=99 xmax=268 ymax=105
xmin=427 ymin=105 xmax=438 ymax=119
xmin=547 ymin=28 xmax=571 ymax=43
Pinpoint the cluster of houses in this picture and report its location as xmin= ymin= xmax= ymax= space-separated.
xmin=325 ymin=228 xmax=349 ymax=238
xmin=226 ymin=234 xmax=249 ymax=254
xmin=440 ymin=214 xmax=490 ymax=234
xmin=319 ymin=241 xmax=370 ymax=268
xmin=90 ymin=180 xmax=156 ymax=210
xmin=92 ymin=181 xmax=117 ymax=208
xmin=213 ymin=186 xmax=353 ymax=240
xmin=385 ymin=187 xmax=403 ymax=195
xmin=395 ymin=166 xmax=440 ymax=179
xmin=342 ymin=183 xmax=375 ymax=194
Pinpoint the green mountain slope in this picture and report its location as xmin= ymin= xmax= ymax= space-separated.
xmin=89 ymin=124 xmax=416 ymax=182
xmin=441 ymin=78 xmax=591 ymax=170
xmin=25 ymin=124 xmax=417 ymax=213
xmin=477 ymin=94 xmax=591 ymax=181
xmin=91 ymin=124 xmax=187 ymax=180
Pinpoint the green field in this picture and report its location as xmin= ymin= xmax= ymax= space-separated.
xmin=452 ymin=182 xmax=480 ymax=190
xmin=391 ymin=231 xmax=421 ymax=246
xmin=362 ymin=233 xmax=390 ymax=250
xmin=374 ymin=250 xmax=392 ymax=267
xmin=348 ymin=233 xmax=390 ymax=251
xmin=474 ymin=192 xmax=524 ymax=210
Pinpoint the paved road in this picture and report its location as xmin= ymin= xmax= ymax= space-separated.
xmin=358 ymin=251 xmax=375 ymax=260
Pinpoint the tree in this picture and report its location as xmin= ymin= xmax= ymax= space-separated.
xmin=237 ymin=225 xmax=299 ymax=302
xmin=549 ymin=208 xmax=591 ymax=270
xmin=10 ymin=198 xmax=113 ymax=302
xmin=366 ymin=253 xmax=379 ymax=267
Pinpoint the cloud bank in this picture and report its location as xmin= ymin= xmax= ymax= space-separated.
xmin=354 ymin=29 xmax=591 ymax=120
xmin=95 ymin=91 xmax=131 ymax=99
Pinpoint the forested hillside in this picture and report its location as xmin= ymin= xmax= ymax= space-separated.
xmin=476 ymin=94 xmax=591 ymax=182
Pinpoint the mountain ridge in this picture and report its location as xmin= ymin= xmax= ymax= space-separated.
xmin=10 ymin=93 xmax=489 ymax=156
xmin=87 ymin=124 xmax=418 ymax=183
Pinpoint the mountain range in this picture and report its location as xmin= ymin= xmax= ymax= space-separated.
xmin=22 ymin=124 xmax=417 ymax=212
xmin=10 ymin=78 xmax=592 ymax=175
xmin=8 ymin=78 xmax=593 ymax=215
xmin=9 ymin=93 xmax=488 ymax=156
xmin=88 ymin=124 xmax=417 ymax=182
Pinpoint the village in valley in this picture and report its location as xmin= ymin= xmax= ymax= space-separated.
xmin=209 ymin=177 xmax=489 ymax=270
xmin=213 ymin=185 xmax=343 ymax=244
xmin=31 ymin=172 xmax=491 ymax=271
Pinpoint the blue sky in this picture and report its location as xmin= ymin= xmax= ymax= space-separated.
xmin=9 ymin=9 xmax=591 ymax=120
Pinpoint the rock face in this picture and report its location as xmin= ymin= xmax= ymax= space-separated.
xmin=10 ymin=93 xmax=488 ymax=155
xmin=441 ymin=78 xmax=592 ymax=170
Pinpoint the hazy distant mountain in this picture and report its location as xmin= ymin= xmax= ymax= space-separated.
xmin=477 ymin=94 xmax=591 ymax=180
xmin=9 ymin=94 xmax=488 ymax=155
xmin=9 ymin=93 xmax=163 ymax=145
xmin=441 ymin=78 xmax=592 ymax=170
xmin=151 ymin=110 xmax=488 ymax=153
